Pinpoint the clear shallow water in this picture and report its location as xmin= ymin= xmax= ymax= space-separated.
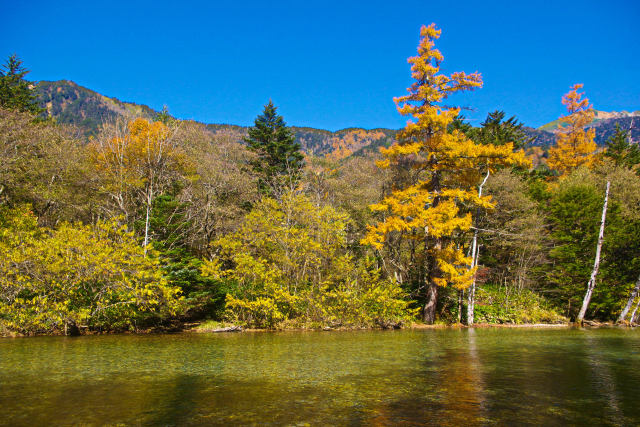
xmin=1 ymin=328 xmax=639 ymax=426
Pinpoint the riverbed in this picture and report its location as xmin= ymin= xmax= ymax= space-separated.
xmin=1 ymin=327 xmax=639 ymax=425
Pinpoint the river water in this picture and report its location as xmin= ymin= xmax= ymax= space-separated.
xmin=1 ymin=327 xmax=639 ymax=425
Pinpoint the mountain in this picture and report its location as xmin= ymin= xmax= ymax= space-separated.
xmin=204 ymin=124 xmax=396 ymax=158
xmin=535 ymin=110 xmax=640 ymax=146
xmin=537 ymin=110 xmax=640 ymax=146
xmin=523 ymin=127 xmax=555 ymax=147
xmin=34 ymin=80 xmax=396 ymax=156
xmin=37 ymin=80 xmax=159 ymax=134
xmin=34 ymin=80 xmax=639 ymax=155
xmin=539 ymin=110 xmax=640 ymax=132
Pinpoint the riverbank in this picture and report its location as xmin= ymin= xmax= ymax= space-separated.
xmin=189 ymin=319 xmax=635 ymax=334
xmin=3 ymin=319 xmax=636 ymax=338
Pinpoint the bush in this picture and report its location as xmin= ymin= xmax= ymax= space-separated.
xmin=0 ymin=205 xmax=183 ymax=335
xmin=473 ymin=284 xmax=566 ymax=324
xmin=202 ymin=192 xmax=415 ymax=329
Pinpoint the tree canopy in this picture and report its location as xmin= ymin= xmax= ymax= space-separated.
xmin=0 ymin=54 xmax=42 ymax=115
xmin=244 ymin=100 xmax=304 ymax=194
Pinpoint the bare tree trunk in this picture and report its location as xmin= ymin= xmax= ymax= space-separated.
xmin=630 ymin=298 xmax=640 ymax=324
xmin=423 ymin=282 xmax=438 ymax=323
xmin=467 ymin=244 xmax=480 ymax=326
xmin=577 ymin=181 xmax=610 ymax=323
xmin=143 ymin=181 xmax=153 ymax=256
xmin=457 ymin=290 xmax=463 ymax=324
xmin=618 ymin=273 xmax=640 ymax=323
xmin=467 ymin=171 xmax=489 ymax=326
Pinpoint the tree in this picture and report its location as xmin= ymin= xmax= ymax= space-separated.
xmin=361 ymin=24 xmax=528 ymax=323
xmin=547 ymin=84 xmax=597 ymax=175
xmin=90 ymin=118 xmax=194 ymax=253
xmin=244 ymin=100 xmax=304 ymax=194
xmin=175 ymin=121 xmax=258 ymax=255
xmin=155 ymin=105 xmax=175 ymax=126
xmin=576 ymin=181 xmax=610 ymax=323
xmin=474 ymin=110 xmax=532 ymax=150
xmin=604 ymin=124 xmax=640 ymax=171
xmin=0 ymin=107 xmax=93 ymax=225
xmin=202 ymin=190 xmax=412 ymax=328
xmin=0 ymin=54 xmax=43 ymax=115
xmin=479 ymin=170 xmax=548 ymax=292
xmin=544 ymin=168 xmax=634 ymax=321
xmin=0 ymin=205 xmax=182 ymax=335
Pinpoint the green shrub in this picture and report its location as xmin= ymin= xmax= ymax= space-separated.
xmin=474 ymin=284 xmax=566 ymax=324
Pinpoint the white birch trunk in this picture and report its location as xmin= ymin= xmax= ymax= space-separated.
xmin=467 ymin=170 xmax=490 ymax=326
xmin=618 ymin=273 xmax=640 ymax=323
xmin=630 ymin=298 xmax=640 ymax=324
xmin=467 ymin=244 xmax=480 ymax=325
xmin=577 ymin=181 xmax=610 ymax=323
xmin=143 ymin=180 xmax=153 ymax=256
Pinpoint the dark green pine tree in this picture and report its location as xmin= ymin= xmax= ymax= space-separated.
xmin=245 ymin=100 xmax=304 ymax=193
xmin=475 ymin=110 xmax=532 ymax=150
xmin=604 ymin=123 xmax=640 ymax=171
xmin=0 ymin=54 xmax=43 ymax=115
xmin=447 ymin=113 xmax=474 ymax=136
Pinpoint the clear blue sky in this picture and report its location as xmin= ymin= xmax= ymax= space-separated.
xmin=2 ymin=0 xmax=639 ymax=130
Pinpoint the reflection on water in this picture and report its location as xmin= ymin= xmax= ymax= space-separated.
xmin=1 ymin=328 xmax=639 ymax=425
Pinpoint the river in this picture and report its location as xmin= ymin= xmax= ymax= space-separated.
xmin=1 ymin=327 xmax=639 ymax=425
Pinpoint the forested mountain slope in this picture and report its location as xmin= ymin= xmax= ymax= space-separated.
xmin=35 ymin=80 xmax=639 ymax=154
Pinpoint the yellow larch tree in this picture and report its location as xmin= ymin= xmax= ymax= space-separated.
xmin=362 ymin=24 xmax=528 ymax=323
xmin=547 ymin=84 xmax=597 ymax=175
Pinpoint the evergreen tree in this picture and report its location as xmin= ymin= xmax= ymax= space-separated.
xmin=447 ymin=113 xmax=474 ymax=137
xmin=604 ymin=124 xmax=640 ymax=170
xmin=0 ymin=54 xmax=43 ymax=115
xmin=244 ymin=100 xmax=303 ymax=193
xmin=155 ymin=105 xmax=175 ymax=126
xmin=475 ymin=110 xmax=532 ymax=150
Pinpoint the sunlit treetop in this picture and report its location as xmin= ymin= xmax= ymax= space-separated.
xmin=547 ymin=84 xmax=597 ymax=175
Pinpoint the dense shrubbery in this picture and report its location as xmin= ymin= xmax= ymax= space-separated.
xmin=0 ymin=205 xmax=182 ymax=335
xmin=473 ymin=285 xmax=566 ymax=324
xmin=202 ymin=192 xmax=415 ymax=328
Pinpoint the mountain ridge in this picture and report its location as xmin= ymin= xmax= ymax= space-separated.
xmin=35 ymin=80 xmax=639 ymax=155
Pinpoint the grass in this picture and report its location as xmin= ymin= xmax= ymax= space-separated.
xmin=191 ymin=320 xmax=237 ymax=332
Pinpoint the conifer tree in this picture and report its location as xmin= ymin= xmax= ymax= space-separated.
xmin=0 ymin=54 xmax=42 ymax=115
xmin=362 ymin=24 xmax=527 ymax=323
xmin=475 ymin=110 xmax=532 ymax=150
xmin=245 ymin=100 xmax=303 ymax=193
xmin=547 ymin=84 xmax=597 ymax=175
xmin=604 ymin=123 xmax=640 ymax=170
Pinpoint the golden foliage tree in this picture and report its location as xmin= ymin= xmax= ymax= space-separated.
xmin=547 ymin=84 xmax=597 ymax=175
xmin=362 ymin=24 xmax=528 ymax=323
xmin=90 ymin=118 xmax=193 ymax=252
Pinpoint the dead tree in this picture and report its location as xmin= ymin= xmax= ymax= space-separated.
xmin=577 ymin=181 xmax=610 ymax=323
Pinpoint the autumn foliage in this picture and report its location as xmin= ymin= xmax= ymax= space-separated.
xmin=362 ymin=24 xmax=528 ymax=322
xmin=2 ymin=29 xmax=640 ymax=335
xmin=547 ymin=84 xmax=597 ymax=175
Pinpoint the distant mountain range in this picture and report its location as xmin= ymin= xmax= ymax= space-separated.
xmin=35 ymin=80 xmax=639 ymax=156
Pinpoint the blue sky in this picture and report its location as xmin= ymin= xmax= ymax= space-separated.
xmin=2 ymin=0 xmax=639 ymax=130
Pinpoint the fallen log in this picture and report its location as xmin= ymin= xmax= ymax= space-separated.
xmin=211 ymin=325 xmax=243 ymax=333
